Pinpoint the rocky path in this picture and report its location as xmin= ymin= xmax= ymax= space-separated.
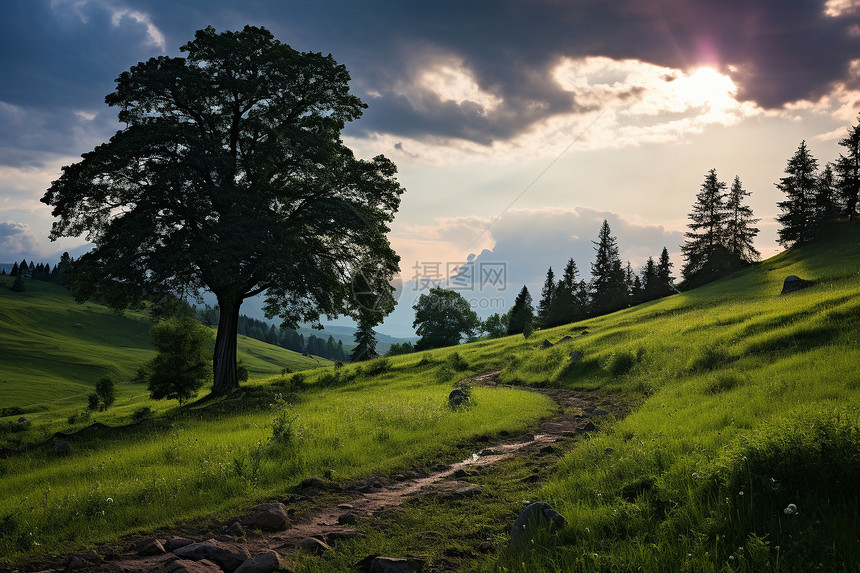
xmin=21 ymin=374 xmax=632 ymax=573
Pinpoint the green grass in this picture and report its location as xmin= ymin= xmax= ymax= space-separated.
xmin=0 ymin=277 xmax=328 ymax=440
xmin=2 ymin=224 xmax=860 ymax=571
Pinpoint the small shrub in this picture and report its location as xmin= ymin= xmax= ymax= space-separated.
xmin=290 ymin=372 xmax=306 ymax=388
xmin=689 ymin=345 xmax=731 ymax=372
xmin=417 ymin=353 xmax=433 ymax=366
xmin=333 ymin=361 xmax=344 ymax=370
xmin=607 ymin=351 xmax=636 ymax=376
xmin=87 ymin=393 xmax=100 ymax=411
xmin=271 ymin=409 xmax=299 ymax=444
xmin=95 ymin=374 xmax=116 ymax=410
xmin=131 ymin=406 xmax=152 ymax=422
xmin=445 ymin=352 xmax=469 ymax=371
xmin=237 ymin=362 xmax=249 ymax=383
xmin=0 ymin=407 xmax=24 ymax=418
xmin=365 ymin=357 xmax=391 ymax=376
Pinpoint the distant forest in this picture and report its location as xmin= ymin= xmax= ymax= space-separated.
xmin=196 ymin=306 xmax=350 ymax=362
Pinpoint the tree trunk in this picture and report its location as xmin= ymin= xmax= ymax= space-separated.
xmin=212 ymin=294 xmax=241 ymax=394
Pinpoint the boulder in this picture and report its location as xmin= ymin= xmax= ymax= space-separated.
xmin=569 ymin=351 xmax=583 ymax=364
xmin=173 ymin=539 xmax=251 ymax=573
xmin=781 ymin=275 xmax=812 ymax=294
xmin=510 ymin=502 xmax=566 ymax=546
xmin=165 ymin=538 xmax=196 ymax=551
xmin=448 ymin=388 xmax=468 ymax=408
xmin=234 ymin=551 xmax=290 ymax=573
xmin=239 ymin=502 xmax=289 ymax=531
xmin=137 ymin=538 xmax=166 ymax=556
xmin=165 ymin=559 xmax=224 ymax=573
xmin=299 ymin=537 xmax=331 ymax=554
xmin=338 ymin=512 xmax=358 ymax=525
xmin=540 ymin=339 xmax=552 ymax=349
xmin=556 ymin=336 xmax=573 ymax=344
xmin=226 ymin=521 xmax=246 ymax=538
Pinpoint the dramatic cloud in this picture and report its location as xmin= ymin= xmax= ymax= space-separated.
xmin=0 ymin=220 xmax=39 ymax=258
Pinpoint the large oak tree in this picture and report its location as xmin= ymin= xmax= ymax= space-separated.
xmin=42 ymin=26 xmax=404 ymax=394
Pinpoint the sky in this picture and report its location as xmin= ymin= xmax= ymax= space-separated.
xmin=2 ymin=0 xmax=860 ymax=336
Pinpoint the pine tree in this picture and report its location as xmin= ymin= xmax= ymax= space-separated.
xmin=536 ymin=267 xmax=555 ymax=328
xmin=836 ymin=117 xmax=860 ymax=222
xmin=813 ymin=163 xmax=840 ymax=231
xmin=10 ymin=262 xmax=18 ymax=277
xmin=641 ymin=256 xmax=659 ymax=301
xmin=590 ymin=220 xmax=627 ymax=316
xmin=350 ymin=317 xmax=378 ymax=362
xmin=656 ymin=247 xmax=675 ymax=297
xmin=547 ymin=259 xmax=583 ymax=326
xmin=682 ymin=169 xmax=728 ymax=280
xmin=724 ymin=176 xmax=760 ymax=262
xmin=776 ymin=141 xmax=818 ymax=247
xmin=624 ymin=261 xmax=635 ymax=304
xmin=11 ymin=273 xmax=26 ymax=292
xmin=507 ymin=285 xmax=535 ymax=335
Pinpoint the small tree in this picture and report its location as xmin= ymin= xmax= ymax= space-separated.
xmin=724 ymin=176 xmax=760 ymax=262
xmin=776 ymin=141 xmax=818 ymax=248
xmin=95 ymin=374 xmax=116 ymax=410
xmin=836 ymin=117 xmax=860 ymax=221
xmin=590 ymin=220 xmax=627 ymax=316
xmin=656 ymin=247 xmax=675 ymax=297
xmin=147 ymin=316 xmax=213 ymax=405
xmin=682 ymin=169 xmax=728 ymax=281
xmin=536 ymin=267 xmax=555 ymax=328
xmin=351 ymin=316 xmax=379 ymax=362
xmin=413 ymin=287 xmax=481 ymax=350
xmin=10 ymin=273 xmax=25 ymax=293
xmin=814 ymin=163 xmax=840 ymax=230
xmin=507 ymin=285 xmax=535 ymax=335
xmin=547 ymin=258 xmax=584 ymax=327
xmin=482 ymin=312 xmax=509 ymax=339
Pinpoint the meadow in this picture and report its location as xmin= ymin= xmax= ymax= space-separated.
xmin=1 ymin=224 xmax=859 ymax=571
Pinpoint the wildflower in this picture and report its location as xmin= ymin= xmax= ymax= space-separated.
xmin=739 ymin=491 xmax=744 ymax=496
xmin=784 ymin=503 xmax=798 ymax=515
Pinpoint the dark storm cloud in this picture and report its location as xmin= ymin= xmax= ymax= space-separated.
xmin=1 ymin=0 xmax=857 ymax=162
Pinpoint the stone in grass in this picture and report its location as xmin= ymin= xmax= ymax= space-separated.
xmin=234 ymin=550 xmax=290 ymax=573
xmin=781 ymin=275 xmax=813 ymax=294
xmin=165 ymin=538 xmax=196 ymax=551
xmin=369 ymin=556 xmax=426 ymax=573
xmin=238 ymin=502 xmax=289 ymax=531
xmin=173 ymin=539 xmax=251 ymax=573
xmin=448 ymin=388 xmax=468 ymax=408
xmin=510 ymin=502 xmax=566 ymax=546
xmin=540 ymin=339 xmax=552 ymax=349
xmin=299 ymin=537 xmax=331 ymax=554
xmin=338 ymin=512 xmax=358 ymax=525
xmin=569 ymin=350 xmax=584 ymax=364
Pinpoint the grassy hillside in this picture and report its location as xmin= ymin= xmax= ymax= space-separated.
xmin=0 ymin=277 xmax=328 ymax=425
xmin=1 ymin=225 xmax=859 ymax=570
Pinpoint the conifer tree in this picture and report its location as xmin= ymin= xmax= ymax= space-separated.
xmin=776 ymin=141 xmax=818 ymax=247
xmin=657 ymin=247 xmax=675 ymax=297
xmin=724 ymin=176 xmax=760 ymax=262
xmin=507 ymin=285 xmax=535 ymax=335
xmin=641 ymin=256 xmax=659 ymax=301
xmin=547 ymin=258 xmax=583 ymax=326
xmin=624 ymin=261 xmax=635 ymax=304
xmin=681 ymin=169 xmax=728 ymax=280
xmin=536 ymin=267 xmax=555 ymax=328
xmin=11 ymin=273 xmax=25 ymax=292
xmin=590 ymin=220 xmax=627 ymax=316
xmin=814 ymin=163 xmax=840 ymax=230
xmin=10 ymin=262 xmax=18 ymax=277
xmin=836 ymin=117 xmax=860 ymax=222
xmin=350 ymin=317 xmax=378 ymax=361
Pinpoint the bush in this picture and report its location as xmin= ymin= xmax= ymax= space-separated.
xmin=0 ymin=407 xmax=25 ymax=418
xmin=95 ymin=374 xmax=116 ymax=409
xmin=365 ymin=357 xmax=391 ymax=376
xmin=689 ymin=345 xmax=731 ymax=372
xmin=131 ymin=406 xmax=152 ymax=422
xmin=445 ymin=352 xmax=469 ymax=372
xmin=607 ymin=350 xmax=636 ymax=376
xmin=87 ymin=393 xmax=100 ymax=411
xmin=237 ymin=362 xmax=249 ymax=383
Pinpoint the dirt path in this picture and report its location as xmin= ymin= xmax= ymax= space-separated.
xmin=25 ymin=374 xmax=632 ymax=573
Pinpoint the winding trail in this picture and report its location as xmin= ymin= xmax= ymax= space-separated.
xmin=26 ymin=373 xmax=633 ymax=573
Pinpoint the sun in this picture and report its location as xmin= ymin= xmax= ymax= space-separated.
xmin=678 ymin=66 xmax=738 ymax=110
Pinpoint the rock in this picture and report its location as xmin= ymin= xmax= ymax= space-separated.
xmin=448 ymin=388 xmax=468 ymax=408
xmin=301 ymin=487 xmax=320 ymax=497
xmin=478 ymin=448 xmax=498 ymax=456
xmin=299 ymin=476 xmax=328 ymax=490
xmin=226 ymin=521 xmax=246 ymax=537
xmin=66 ymin=556 xmax=88 ymax=570
xmin=165 ymin=538 xmax=196 ymax=551
xmin=539 ymin=445 xmax=556 ymax=455
xmin=338 ymin=512 xmax=358 ymax=525
xmin=72 ymin=550 xmax=101 ymax=564
xmin=173 ymin=539 xmax=251 ymax=573
xmin=510 ymin=502 xmax=566 ymax=546
xmin=165 ymin=559 xmax=224 ymax=573
xmin=97 ymin=545 xmax=118 ymax=559
xmin=556 ymin=336 xmax=573 ymax=344
xmin=18 ymin=416 xmax=27 ymax=424
xmin=581 ymin=421 xmax=596 ymax=432
xmin=239 ymin=502 xmax=289 ymax=531
xmin=569 ymin=351 xmax=584 ymax=364
xmin=53 ymin=441 xmax=70 ymax=455
xmin=299 ymin=537 xmax=331 ymax=554
xmin=137 ymin=538 xmax=166 ymax=556
xmin=337 ymin=503 xmax=354 ymax=510
xmin=234 ymin=551 xmax=289 ymax=573
xmin=781 ymin=275 xmax=812 ymax=294
xmin=540 ymin=339 xmax=552 ymax=349
xmin=368 ymin=556 xmax=426 ymax=573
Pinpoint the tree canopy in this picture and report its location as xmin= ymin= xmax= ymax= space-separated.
xmin=41 ymin=26 xmax=404 ymax=393
xmin=413 ymin=287 xmax=480 ymax=350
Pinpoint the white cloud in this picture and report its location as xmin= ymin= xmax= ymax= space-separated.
xmin=110 ymin=8 xmax=166 ymax=51
xmin=0 ymin=220 xmax=40 ymax=258
xmin=823 ymin=0 xmax=860 ymax=17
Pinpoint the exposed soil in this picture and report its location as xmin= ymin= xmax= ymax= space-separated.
xmin=15 ymin=373 xmax=634 ymax=573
